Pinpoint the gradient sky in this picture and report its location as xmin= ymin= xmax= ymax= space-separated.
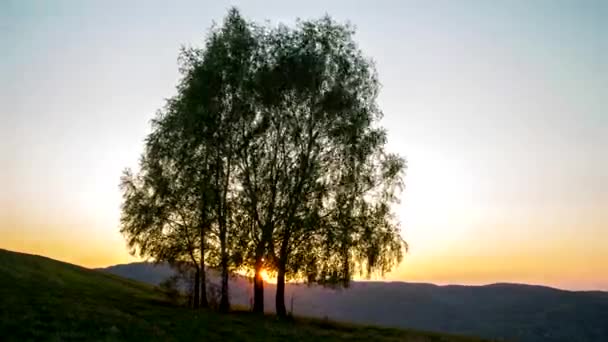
xmin=2 ymin=0 xmax=606 ymax=290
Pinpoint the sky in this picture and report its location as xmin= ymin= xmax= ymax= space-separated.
xmin=1 ymin=0 xmax=606 ymax=291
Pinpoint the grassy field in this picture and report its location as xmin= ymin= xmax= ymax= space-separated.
xmin=0 ymin=249 xmax=491 ymax=341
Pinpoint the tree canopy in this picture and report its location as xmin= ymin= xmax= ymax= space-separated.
xmin=120 ymin=8 xmax=407 ymax=316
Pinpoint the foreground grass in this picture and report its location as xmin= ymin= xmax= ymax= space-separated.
xmin=0 ymin=249 xmax=490 ymax=341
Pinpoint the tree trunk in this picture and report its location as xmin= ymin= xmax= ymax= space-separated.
xmin=200 ymin=230 xmax=208 ymax=308
xmin=219 ymin=236 xmax=230 ymax=312
xmin=193 ymin=267 xmax=200 ymax=309
xmin=275 ymin=264 xmax=287 ymax=317
xmin=276 ymin=231 xmax=290 ymax=317
xmin=252 ymin=255 xmax=264 ymax=313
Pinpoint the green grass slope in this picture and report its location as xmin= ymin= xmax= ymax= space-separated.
xmin=0 ymin=249 xmax=490 ymax=341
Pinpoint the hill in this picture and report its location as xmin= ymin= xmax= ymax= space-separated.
xmin=0 ymin=249 xmax=487 ymax=341
xmin=101 ymin=262 xmax=608 ymax=342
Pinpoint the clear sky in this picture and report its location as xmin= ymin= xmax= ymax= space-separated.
xmin=1 ymin=0 xmax=606 ymax=290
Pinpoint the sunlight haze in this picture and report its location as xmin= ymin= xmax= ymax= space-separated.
xmin=1 ymin=0 xmax=606 ymax=290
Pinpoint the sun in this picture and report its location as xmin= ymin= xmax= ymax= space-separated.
xmin=259 ymin=268 xmax=270 ymax=282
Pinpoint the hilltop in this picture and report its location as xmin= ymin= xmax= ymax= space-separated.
xmin=0 ymin=249 xmax=486 ymax=341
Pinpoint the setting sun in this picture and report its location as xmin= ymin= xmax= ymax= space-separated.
xmin=259 ymin=269 xmax=271 ymax=283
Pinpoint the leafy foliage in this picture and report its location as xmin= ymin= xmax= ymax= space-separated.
xmin=120 ymin=8 xmax=407 ymax=315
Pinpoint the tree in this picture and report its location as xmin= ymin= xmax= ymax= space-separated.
xmin=122 ymin=8 xmax=262 ymax=313
xmin=119 ymin=125 xmax=208 ymax=308
xmin=120 ymin=8 xmax=407 ymax=317
xmin=176 ymin=8 xmax=259 ymax=312
xmin=120 ymin=34 xmax=246 ymax=307
xmin=233 ymin=16 xmax=407 ymax=316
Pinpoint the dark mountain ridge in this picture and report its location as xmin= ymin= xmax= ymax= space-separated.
xmin=100 ymin=262 xmax=608 ymax=342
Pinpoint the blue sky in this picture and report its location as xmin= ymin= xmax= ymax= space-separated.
xmin=1 ymin=0 xmax=606 ymax=289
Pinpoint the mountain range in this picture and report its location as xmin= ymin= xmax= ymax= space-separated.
xmin=99 ymin=262 xmax=608 ymax=342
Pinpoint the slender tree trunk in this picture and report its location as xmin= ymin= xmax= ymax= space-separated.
xmin=200 ymin=155 xmax=210 ymax=309
xmin=200 ymin=227 xmax=208 ymax=308
xmin=342 ymin=243 xmax=350 ymax=287
xmin=253 ymin=254 xmax=264 ymax=313
xmin=219 ymin=232 xmax=230 ymax=312
xmin=220 ymin=264 xmax=230 ymax=312
xmin=276 ymin=232 xmax=289 ymax=317
xmin=275 ymin=263 xmax=287 ymax=317
xmin=193 ymin=267 xmax=200 ymax=309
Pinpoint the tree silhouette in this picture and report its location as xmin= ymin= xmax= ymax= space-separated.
xmin=239 ymin=16 xmax=407 ymax=316
xmin=119 ymin=125 xmax=208 ymax=308
xmin=178 ymin=9 xmax=259 ymax=312
xmin=120 ymin=8 xmax=406 ymax=316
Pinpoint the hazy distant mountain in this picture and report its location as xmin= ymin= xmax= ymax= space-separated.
xmin=99 ymin=262 xmax=175 ymax=285
xmin=99 ymin=263 xmax=608 ymax=342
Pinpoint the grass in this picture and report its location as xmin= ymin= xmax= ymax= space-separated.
xmin=0 ymin=248 xmax=492 ymax=341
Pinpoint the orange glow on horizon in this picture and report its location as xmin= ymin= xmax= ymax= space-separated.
xmin=2 ymin=192 xmax=606 ymax=291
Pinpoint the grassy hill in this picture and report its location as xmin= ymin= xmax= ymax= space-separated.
xmin=0 ymin=249 xmax=488 ymax=341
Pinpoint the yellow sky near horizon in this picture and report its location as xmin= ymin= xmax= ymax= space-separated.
xmin=2 ymin=156 xmax=606 ymax=290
